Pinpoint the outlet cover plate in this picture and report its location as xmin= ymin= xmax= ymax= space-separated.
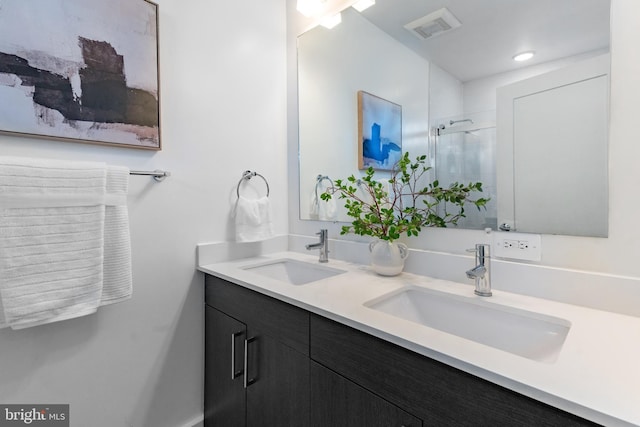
xmin=492 ymin=231 xmax=542 ymax=261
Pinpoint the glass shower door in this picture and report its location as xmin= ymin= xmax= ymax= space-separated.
xmin=434 ymin=122 xmax=497 ymax=229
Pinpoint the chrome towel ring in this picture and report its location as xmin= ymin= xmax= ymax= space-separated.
xmin=236 ymin=170 xmax=270 ymax=198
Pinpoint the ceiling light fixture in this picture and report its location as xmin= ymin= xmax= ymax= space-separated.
xmin=352 ymin=0 xmax=375 ymax=12
xmin=297 ymin=0 xmax=376 ymax=29
xmin=296 ymin=0 xmax=327 ymax=18
xmin=513 ymin=51 xmax=535 ymax=62
xmin=321 ymin=12 xmax=342 ymax=29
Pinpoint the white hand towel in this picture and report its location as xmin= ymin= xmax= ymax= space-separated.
xmin=309 ymin=189 xmax=320 ymax=219
xmin=309 ymin=182 xmax=336 ymax=221
xmin=0 ymin=156 xmax=106 ymax=329
xmin=101 ymin=165 xmax=132 ymax=306
xmin=235 ymin=196 xmax=274 ymax=242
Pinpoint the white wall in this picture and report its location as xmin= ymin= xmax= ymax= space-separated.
xmin=428 ymin=63 xmax=463 ymax=124
xmin=0 ymin=0 xmax=287 ymax=426
xmin=289 ymin=0 xmax=640 ymax=278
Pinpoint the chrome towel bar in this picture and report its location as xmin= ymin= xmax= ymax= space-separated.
xmin=129 ymin=169 xmax=171 ymax=182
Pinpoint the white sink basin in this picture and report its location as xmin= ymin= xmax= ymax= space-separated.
xmin=242 ymin=258 xmax=346 ymax=285
xmin=365 ymin=286 xmax=571 ymax=363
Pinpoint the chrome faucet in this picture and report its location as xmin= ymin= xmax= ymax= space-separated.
xmin=306 ymin=229 xmax=329 ymax=263
xmin=466 ymin=244 xmax=492 ymax=297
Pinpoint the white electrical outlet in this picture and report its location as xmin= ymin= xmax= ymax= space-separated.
xmin=492 ymin=232 xmax=541 ymax=261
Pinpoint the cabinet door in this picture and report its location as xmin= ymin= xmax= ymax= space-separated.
xmin=205 ymin=306 xmax=246 ymax=427
xmin=205 ymin=275 xmax=309 ymax=355
xmin=246 ymin=332 xmax=310 ymax=427
xmin=310 ymin=361 xmax=422 ymax=427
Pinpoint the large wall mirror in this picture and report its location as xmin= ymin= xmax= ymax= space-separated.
xmin=297 ymin=0 xmax=610 ymax=237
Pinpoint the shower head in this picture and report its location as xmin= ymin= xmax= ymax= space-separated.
xmin=450 ymin=119 xmax=474 ymax=126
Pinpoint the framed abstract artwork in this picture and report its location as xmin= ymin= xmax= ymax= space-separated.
xmin=357 ymin=91 xmax=402 ymax=170
xmin=0 ymin=0 xmax=161 ymax=150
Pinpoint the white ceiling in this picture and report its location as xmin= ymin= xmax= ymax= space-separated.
xmin=358 ymin=0 xmax=610 ymax=82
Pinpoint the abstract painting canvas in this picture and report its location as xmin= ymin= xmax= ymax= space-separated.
xmin=0 ymin=0 xmax=160 ymax=150
xmin=358 ymin=91 xmax=402 ymax=170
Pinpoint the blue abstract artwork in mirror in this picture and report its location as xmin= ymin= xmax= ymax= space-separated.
xmin=358 ymin=91 xmax=401 ymax=170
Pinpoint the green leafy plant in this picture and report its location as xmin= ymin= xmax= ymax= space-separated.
xmin=321 ymin=152 xmax=489 ymax=242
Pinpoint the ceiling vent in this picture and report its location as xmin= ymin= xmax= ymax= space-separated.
xmin=404 ymin=7 xmax=462 ymax=40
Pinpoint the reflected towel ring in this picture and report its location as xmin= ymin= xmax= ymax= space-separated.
xmin=236 ymin=170 xmax=270 ymax=198
xmin=315 ymin=174 xmax=335 ymax=200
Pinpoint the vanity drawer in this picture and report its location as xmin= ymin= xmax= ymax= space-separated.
xmin=205 ymin=274 xmax=309 ymax=355
xmin=310 ymin=314 xmax=599 ymax=426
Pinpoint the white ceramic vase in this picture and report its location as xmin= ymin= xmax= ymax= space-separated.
xmin=369 ymin=239 xmax=409 ymax=276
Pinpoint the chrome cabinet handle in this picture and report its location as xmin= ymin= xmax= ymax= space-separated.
xmin=244 ymin=336 xmax=258 ymax=388
xmin=231 ymin=331 xmax=244 ymax=380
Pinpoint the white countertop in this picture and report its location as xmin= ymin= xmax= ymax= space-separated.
xmin=199 ymin=251 xmax=640 ymax=427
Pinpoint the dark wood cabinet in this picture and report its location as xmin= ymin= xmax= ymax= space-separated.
xmin=205 ymin=274 xmax=601 ymax=427
xmin=204 ymin=276 xmax=310 ymax=427
xmin=310 ymin=361 xmax=422 ymax=427
xmin=204 ymin=306 xmax=246 ymax=426
xmin=310 ymin=314 xmax=600 ymax=427
xmin=245 ymin=332 xmax=310 ymax=426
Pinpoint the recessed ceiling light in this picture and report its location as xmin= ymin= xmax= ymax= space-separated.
xmin=352 ymin=0 xmax=375 ymax=12
xmin=513 ymin=51 xmax=535 ymax=62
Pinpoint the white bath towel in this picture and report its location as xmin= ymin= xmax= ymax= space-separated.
xmin=0 ymin=157 xmax=106 ymax=329
xmin=101 ymin=165 xmax=132 ymax=306
xmin=235 ymin=196 xmax=274 ymax=242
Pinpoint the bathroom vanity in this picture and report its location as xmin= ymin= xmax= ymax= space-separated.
xmin=199 ymin=250 xmax=640 ymax=427
xmin=205 ymin=274 xmax=596 ymax=426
